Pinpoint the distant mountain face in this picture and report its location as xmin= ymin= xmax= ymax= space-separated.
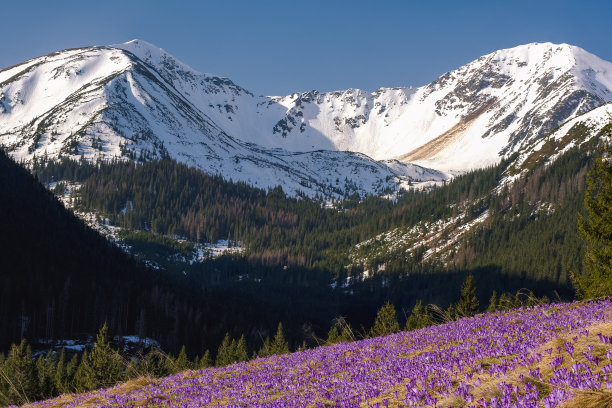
xmin=1 ymin=40 xmax=611 ymax=197
xmin=257 ymin=43 xmax=612 ymax=172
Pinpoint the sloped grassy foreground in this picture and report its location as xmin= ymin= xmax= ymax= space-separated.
xmin=25 ymin=300 xmax=612 ymax=408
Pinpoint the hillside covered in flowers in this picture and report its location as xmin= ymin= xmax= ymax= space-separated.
xmin=23 ymin=299 xmax=612 ymax=408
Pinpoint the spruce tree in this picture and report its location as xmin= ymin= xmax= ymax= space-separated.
xmin=405 ymin=301 xmax=421 ymax=331
xmin=235 ymin=335 xmax=249 ymax=362
xmin=574 ymin=140 xmax=612 ymax=298
xmin=175 ymin=345 xmax=189 ymax=371
xmin=229 ymin=339 xmax=239 ymax=362
xmin=405 ymin=300 xmax=431 ymax=331
xmin=326 ymin=326 xmax=341 ymax=344
xmin=198 ymin=350 xmax=212 ymax=368
xmin=73 ymin=350 xmax=89 ymax=392
xmin=215 ymin=333 xmax=232 ymax=366
xmin=494 ymin=293 xmax=505 ymax=311
xmin=454 ymin=275 xmax=479 ymax=318
xmin=54 ymin=349 xmax=68 ymax=394
xmin=142 ymin=350 xmax=160 ymax=376
xmin=2 ymin=340 xmax=37 ymax=404
xmin=161 ymin=353 xmax=175 ymax=376
xmin=83 ymin=323 xmax=123 ymax=390
xmin=257 ymin=337 xmax=272 ymax=358
xmin=487 ymin=290 xmax=498 ymax=313
xmin=270 ymin=323 xmax=289 ymax=354
xmin=512 ymin=290 xmax=523 ymax=308
xmin=65 ymin=353 xmax=79 ymax=391
xmin=370 ymin=301 xmax=400 ymax=338
xmin=35 ymin=351 xmax=56 ymax=399
xmin=35 ymin=355 xmax=46 ymax=399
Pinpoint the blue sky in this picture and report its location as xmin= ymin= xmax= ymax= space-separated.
xmin=3 ymin=0 xmax=611 ymax=95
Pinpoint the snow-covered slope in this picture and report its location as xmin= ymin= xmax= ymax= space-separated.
xmin=1 ymin=40 xmax=611 ymax=197
xmin=506 ymin=102 xmax=612 ymax=179
xmin=0 ymin=41 xmax=443 ymax=198
xmin=262 ymin=43 xmax=612 ymax=172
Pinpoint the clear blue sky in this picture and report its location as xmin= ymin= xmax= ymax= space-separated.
xmin=3 ymin=0 xmax=611 ymax=96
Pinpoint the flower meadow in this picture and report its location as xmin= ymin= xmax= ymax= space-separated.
xmin=25 ymin=300 xmax=612 ymax=408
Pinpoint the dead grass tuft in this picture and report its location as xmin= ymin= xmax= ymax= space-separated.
xmin=21 ymin=377 xmax=157 ymax=408
xmin=560 ymin=390 xmax=612 ymax=408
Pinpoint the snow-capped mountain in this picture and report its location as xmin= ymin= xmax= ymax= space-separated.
xmin=260 ymin=42 xmax=612 ymax=172
xmin=1 ymin=40 xmax=611 ymax=197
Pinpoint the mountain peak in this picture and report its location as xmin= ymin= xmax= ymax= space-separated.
xmin=115 ymin=38 xmax=167 ymax=58
xmin=113 ymin=39 xmax=200 ymax=76
xmin=122 ymin=38 xmax=158 ymax=48
xmin=485 ymin=42 xmax=612 ymax=97
xmin=486 ymin=42 xmax=610 ymax=70
xmin=485 ymin=42 xmax=574 ymax=66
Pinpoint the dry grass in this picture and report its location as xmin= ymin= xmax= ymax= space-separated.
xmin=560 ymin=390 xmax=612 ymax=408
xmin=364 ymin=320 xmax=612 ymax=408
xmin=457 ymin=321 xmax=612 ymax=406
xmin=22 ymin=377 xmax=157 ymax=408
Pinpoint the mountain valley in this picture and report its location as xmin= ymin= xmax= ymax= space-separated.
xmin=1 ymin=38 xmax=612 ymax=407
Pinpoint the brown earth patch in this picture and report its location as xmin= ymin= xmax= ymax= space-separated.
xmin=398 ymin=99 xmax=497 ymax=162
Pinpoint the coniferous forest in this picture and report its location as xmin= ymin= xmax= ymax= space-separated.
xmin=0 ymin=123 xmax=609 ymax=405
xmin=3 ymin=132 xmax=593 ymax=348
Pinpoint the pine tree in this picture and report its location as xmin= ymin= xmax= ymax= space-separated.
xmin=142 ymin=350 xmax=160 ymax=376
xmin=175 ymin=345 xmax=189 ymax=371
xmin=161 ymin=353 xmax=175 ymax=376
xmin=370 ymin=301 xmax=400 ymax=338
xmin=2 ymin=340 xmax=37 ymax=404
xmin=65 ymin=353 xmax=79 ymax=391
xmin=73 ymin=350 xmax=89 ymax=392
xmin=487 ymin=290 xmax=498 ymax=313
xmin=257 ymin=336 xmax=272 ymax=358
xmin=235 ymin=335 xmax=249 ymax=362
xmin=215 ymin=333 xmax=233 ymax=366
xmin=454 ymin=275 xmax=479 ymax=318
xmin=83 ymin=323 xmax=123 ymax=390
xmin=495 ymin=293 xmax=507 ymax=311
xmin=198 ymin=350 xmax=212 ymax=368
xmin=54 ymin=349 xmax=68 ymax=394
xmin=35 ymin=351 xmax=56 ymax=399
xmin=229 ymin=338 xmax=239 ymax=362
xmin=270 ymin=323 xmax=289 ymax=355
xmin=326 ymin=326 xmax=341 ymax=344
xmin=405 ymin=300 xmax=431 ymax=331
xmin=574 ymin=140 xmax=612 ymax=298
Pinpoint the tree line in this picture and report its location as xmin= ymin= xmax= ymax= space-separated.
xmin=0 ymin=273 xmax=554 ymax=406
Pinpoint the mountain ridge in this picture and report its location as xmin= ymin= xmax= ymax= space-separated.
xmin=1 ymin=40 xmax=611 ymax=197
